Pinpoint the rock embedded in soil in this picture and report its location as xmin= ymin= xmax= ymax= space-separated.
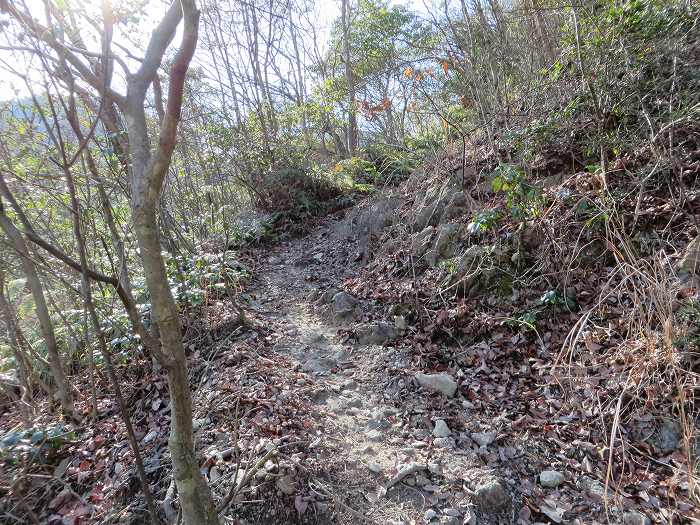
xmin=425 ymin=509 xmax=437 ymax=521
xmin=432 ymin=419 xmax=451 ymax=438
xmin=474 ymin=479 xmax=509 ymax=512
xmin=577 ymin=475 xmax=607 ymax=500
xmin=332 ymin=291 xmax=359 ymax=318
xmin=539 ymin=470 xmax=565 ymax=488
xmin=470 ymin=431 xmax=496 ymax=447
xmin=415 ymin=474 xmax=431 ymax=486
xmin=433 ymin=437 xmax=456 ymax=449
xmin=301 ymin=356 xmax=336 ymax=374
xmin=276 ymin=474 xmax=297 ymax=495
xmin=356 ymin=321 xmax=397 ymax=345
xmin=623 ymin=511 xmax=651 ymax=525
xmin=368 ymin=462 xmax=382 ymax=473
xmin=142 ymin=430 xmax=158 ymax=444
xmin=416 ymin=372 xmax=458 ymax=397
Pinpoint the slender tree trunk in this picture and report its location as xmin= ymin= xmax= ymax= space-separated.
xmin=64 ymin=159 xmax=161 ymax=525
xmin=0 ymin=272 xmax=34 ymax=423
xmin=122 ymin=3 xmax=219 ymax=523
xmin=342 ymin=0 xmax=358 ymax=155
xmin=0 ymin=201 xmax=74 ymax=418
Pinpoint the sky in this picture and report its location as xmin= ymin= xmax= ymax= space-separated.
xmin=0 ymin=0 xmax=431 ymax=102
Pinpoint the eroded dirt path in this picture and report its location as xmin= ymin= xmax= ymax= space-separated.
xmin=236 ymin=215 xmax=491 ymax=525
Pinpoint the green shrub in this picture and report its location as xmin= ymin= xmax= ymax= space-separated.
xmin=254 ymin=165 xmax=350 ymax=222
xmin=364 ymin=144 xmax=416 ymax=183
xmin=491 ymin=164 xmax=545 ymax=220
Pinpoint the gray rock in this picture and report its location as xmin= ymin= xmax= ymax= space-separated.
xmin=356 ymin=322 xmax=397 ymax=345
xmin=411 ymin=226 xmax=434 ymax=257
xmin=333 ymin=292 xmax=359 ymax=318
xmin=427 ymin=224 xmax=463 ymax=266
xmin=462 ymin=507 xmax=477 ymax=525
xmin=302 ymin=332 xmax=327 ymax=345
xmin=365 ymin=429 xmax=383 ymax=442
xmin=678 ymin=235 xmax=700 ymax=277
xmin=432 ymin=420 xmax=452 ymax=438
xmin=428 ymin=462 xmax=442 ymax=475
xmin=142 ymin=430 xmax=159 ymax=444
xmin=415 ymin=474 xmax=431 ymax=486
xmin=650 ymin=420 xmax=681 ymax=454
xmin=443 ymin=508 xmax=461 ymax=517
xmin=394 ymin=315 xmax=407 ymax=331
xmin=424 ymin=509 xmax=438 ymax=521
xmin=577 ymin=475 xmax=606 ymax=499
xmin=368 ymin=462 xmax=382 ymax=473
xmin=416 ymin=372 xmax=458 ymax=397
xmin=539 ymin=470 xmax=565 ymax=488
xmin=471 ymin=431 xmax=496 ymax=447
xmin=318 ymin=287 xmax=339 ymax=304
xmin=474 ymin=479 xmax=509 ymax=512
xmin=433 ymin=437 xmax=456 ymax=449
xmin=623 ymin=511 xmax=651 ymax=525
xmin=439 ymin=192 xmax=472 ymax=223
xmin=413 ymin=185 xmax=463 ymax=230
xmin=301 ymin=357 xmax=336 ymax=374
xmin=276 ymin=474 xmax=297 ymax=495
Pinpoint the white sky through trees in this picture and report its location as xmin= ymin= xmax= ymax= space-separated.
xmin=0 ymin=0 xmax=427 ymax=103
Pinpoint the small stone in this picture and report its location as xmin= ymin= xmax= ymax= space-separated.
xmin=433 ymin=437 xmax=456 ymax=449
xmin=394 ymin=315 xmax=407 ymax=330
xmin=209 ymin=466 xmax=222 ymax=483
xmin=346 ymin=397 xmax=363 ymax=408
xmin=405 ymin=476 xmax=416 ymax=486
xmin=471 ymin=431 xmax=496 ymax=447
xmin=577 ymin=475 xmax=606 ymax=499
xmin=425 ymin=509 xmax=438 ymax=521
xmin=366 ymin=429 xmax=383 ymax=442
xmin=415 ymin=474 xmax=430 ymax=486
xmin=416 ymin=373 xmax=458 ymax=397
xmin=474 ymin=479 xmax=509 ymax=512
xmin=432 ymin=420 xmax=451 ymax=438
xmin=443 ymin=508 xmax=461 ymax=517
xmin=539 ymin=470 xmax=564 ymax=488
xmin=623 ymin=511 xmax=651 ymax=525
xmin=463 ymin=507 xmax=477 ymax=525
xmin=356 ymin=322 xmax=397 ymax=345
xmin=333 ymin=292 xmax=359 ymax=318
xmin=368 ymin=462 xmax=382 ymax=473
xmin=142 ymin=430 xmax=158 ymax=444
xmin=428 ymin=463 xmax=442 ymax=475
xmin=276 ymin=474 xmax=297 ymax=495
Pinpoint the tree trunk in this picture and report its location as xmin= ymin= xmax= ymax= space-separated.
xmin=342 ymin=0 xmax=358 ymax=156
xmin=123 ymin=2 xmax=219 ymax=523
xmin=0 ymin=201 xmax=74 ymax=418
xmin=0 ymin=272 xmax=34 ymax=422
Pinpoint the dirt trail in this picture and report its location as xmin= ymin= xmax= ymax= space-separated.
xmin=239 ymin=215 xmax=491 ymax=525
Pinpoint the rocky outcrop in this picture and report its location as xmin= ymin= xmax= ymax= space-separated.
xmin=413 ymin=184 xmax=472 ymax=231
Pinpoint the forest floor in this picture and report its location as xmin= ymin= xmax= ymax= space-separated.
xmin=190 ymin=197 xmax=691 ymax=525
xmin=1 ymin=177 xmax=697 ymax=525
